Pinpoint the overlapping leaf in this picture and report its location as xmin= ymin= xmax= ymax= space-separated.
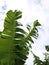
xmin=0 ymin=10 xmax=41 ymax=65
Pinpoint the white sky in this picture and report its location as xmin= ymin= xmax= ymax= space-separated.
xmin=0 ymin=0 xmax=49 ymax=65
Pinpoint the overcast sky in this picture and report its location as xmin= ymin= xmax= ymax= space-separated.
xmin=0 ymin=0 xmax=49 ymax=65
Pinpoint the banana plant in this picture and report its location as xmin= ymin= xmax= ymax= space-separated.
xmin=32 ymin=46 xmax=49 ymax=65
xmin=0 ymin=10 xmax=41 ymax=65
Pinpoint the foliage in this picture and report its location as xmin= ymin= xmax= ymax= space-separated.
xmin=32 ymin=46 xmax=49 ymax=65
xmin=0 ymin=10 xmax=41 ymax=65
xmin=45 ymin=45 xmax=49 ymax=51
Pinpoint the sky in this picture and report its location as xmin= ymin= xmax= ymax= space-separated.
xmin=0 ymin=0 xmax=49 ymax=65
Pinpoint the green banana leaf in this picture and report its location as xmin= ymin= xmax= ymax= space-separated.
xmin=0 ymin=10 xmax=41 ymax=65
